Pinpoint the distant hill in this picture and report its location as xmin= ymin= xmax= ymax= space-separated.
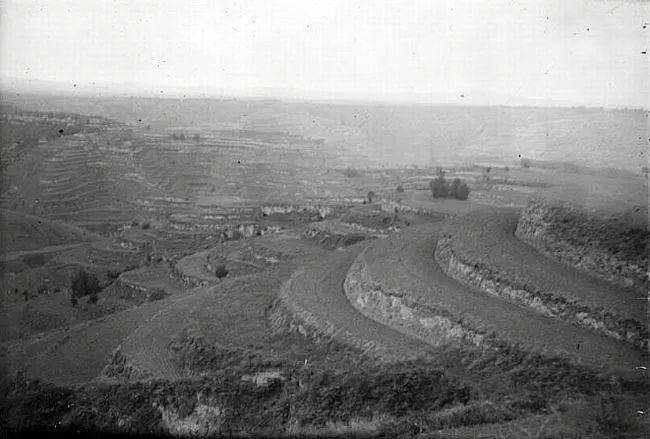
xmin=1 ymin=93 xmax=646 ymax=172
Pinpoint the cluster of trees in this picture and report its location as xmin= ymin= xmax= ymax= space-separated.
xmin=429 ymin=171 xmax=470 ymax=200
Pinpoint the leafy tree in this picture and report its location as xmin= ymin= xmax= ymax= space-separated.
xmin=449 ymin=178 xmax=470 ymax=200
xmin=367 ymin=191 xmax=376 ymax=203
xmin=429 ymin=176 xmax=449 ymax=198
xmin=71 ymin=269 xmax=101 ymax=298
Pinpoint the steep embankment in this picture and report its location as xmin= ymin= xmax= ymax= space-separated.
xmin=515 ymin=197 xmax=648 ymax=289
xmin=276 ymin=245 xmax=437 ymax=362
xmin=435 ymin=208 xmax=646 ymax=350
xmin=343 ymin=221 xmax=643 ymax=378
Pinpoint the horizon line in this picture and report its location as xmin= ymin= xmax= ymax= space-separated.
xmin=0 ymin=75 xmax=647 ymax=112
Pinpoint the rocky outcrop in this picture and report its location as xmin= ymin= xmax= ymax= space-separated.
xmin=515 ymin=197 xmax=648 ymax=289
xmin=434 ymin=235 xmax=647 ymax=350
xmin=343 ymin=252 xmax=486 ymax=348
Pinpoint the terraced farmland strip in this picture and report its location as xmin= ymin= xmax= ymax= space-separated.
xmin=437 ymin=209 xmax=645 ymax=348
xmin=361 ymin=223 xmax=643 ymax=378
xmin=279 ymin=246 xmax=436 ymax=361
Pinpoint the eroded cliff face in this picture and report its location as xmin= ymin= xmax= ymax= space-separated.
xmin=515 ymin=198 xmax=648 ymax=290
xmin=343 ymin=253 xmax=485 ymax=348
xmin=434 ymin=235 xmax=647 ymax=350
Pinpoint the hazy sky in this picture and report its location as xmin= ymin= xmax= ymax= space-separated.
xmin=0 ymin=0 xmax=648 ymax=107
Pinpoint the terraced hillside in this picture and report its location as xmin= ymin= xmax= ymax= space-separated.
xmin=1 ymin=101 xmax=647 ymax=437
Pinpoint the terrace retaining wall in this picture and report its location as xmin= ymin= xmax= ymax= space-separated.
xmin=434 ymin=235 xmax=647 ymax=350
xmin=343 ymin=251 xmax=486 ymax=348
xmin=515 ymin=198 xmax=648 ymax=290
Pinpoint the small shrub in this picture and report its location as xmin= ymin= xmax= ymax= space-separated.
xmin=141 ymin=222 xmax=150 ymax=230
xmin=396 ymin=185 xmax=405 ymax=193
xmin=367 ymin=191 xmax=375 ymax=204
xmin=71 ymin=269 xmax=101 ymax=298
xmin=88 ymin=293 xmax=98 ymax=304
xmin=521 ymin=157 xmax=531 ymax=168
xmin=70 ymin=296 xmax=78 ymax=307
xmin=215 ymin=264 xmax=229 ymax=279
